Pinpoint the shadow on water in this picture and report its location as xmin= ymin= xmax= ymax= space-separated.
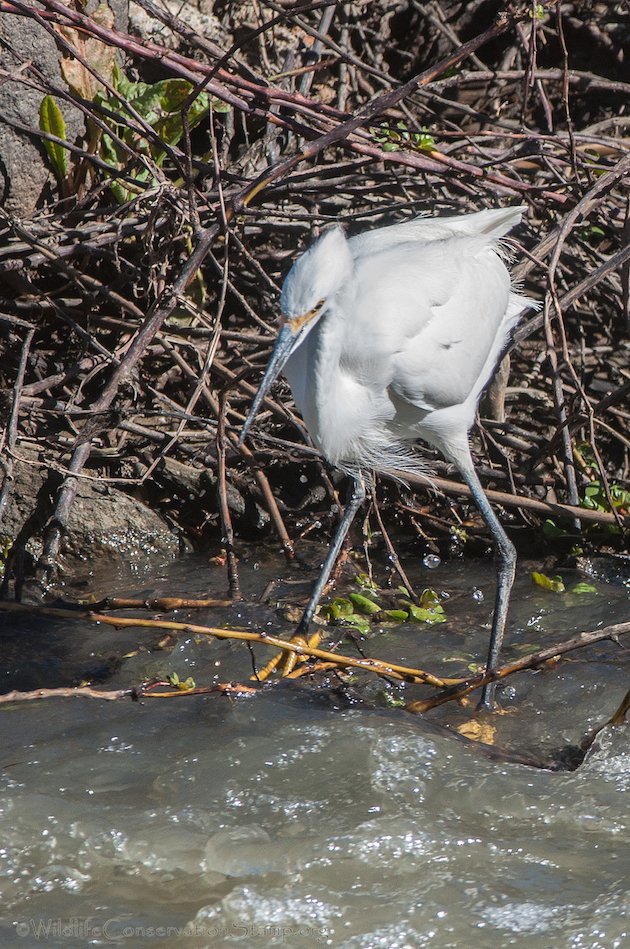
xmin=0 ymin=547 xmax=629 ymax=948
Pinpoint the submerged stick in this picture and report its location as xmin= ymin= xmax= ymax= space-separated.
xmin=406 ymin=619 xmax=630 ymax=713
xmin=0 ymin=601 xmax=448 ymax=687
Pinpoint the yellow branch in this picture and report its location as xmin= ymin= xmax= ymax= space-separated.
xmin=0 ymin=601 xmax=451 ymax=688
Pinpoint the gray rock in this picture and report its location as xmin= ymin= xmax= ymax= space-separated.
xmin=129 ymin=0 xmax=223 ymax=49
xmin=0 ymin=459 xmax=183 ymax=574
xmin=0 ymin=0 xmax=128 ymax=214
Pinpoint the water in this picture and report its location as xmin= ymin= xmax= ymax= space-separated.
xmin=1 ymin=547 xmax=629 ymax=948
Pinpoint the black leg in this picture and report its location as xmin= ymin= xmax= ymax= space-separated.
xmin=459 ymin=457 xmax=516 ymax=709
xmin=294 ymin=476 xmax=366 ymax=639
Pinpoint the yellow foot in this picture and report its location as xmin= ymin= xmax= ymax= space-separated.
xmin=253 ymin=629 xmax=323 ymax=682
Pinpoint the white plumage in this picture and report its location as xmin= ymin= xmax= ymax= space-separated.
xmin=241 ymin=206 xmax=534 ymax=707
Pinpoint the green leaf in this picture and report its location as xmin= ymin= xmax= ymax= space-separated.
xmin=580 ymin=480 xmax=630 ymax=514
xmin=167 ymin=671 xmax=195 ymax=691
xmin=407 ymin=603 xmax=446 ymax=624
xmin=96 ymin=69 xmax=215 ymax=201
xmin=348 ymin=592 xmax=382 ymax=615
xmin=320 ymin=597 xmax=354 ymax=622
xmin=380 ymin=609 xmax=409 ymax=622
xmin=381 ymin=692 xmax=406 ymax=708
xmin=531 ymin=571 xmax=565 ymax=593
xmin=418 ymin=588 xmax=441 ymax=608
xmin=112 ymin=60 xmax=138 ymax=99
xmin=338 ymin=613 xmax=371 ymax=635
xmin=571 ymin=582 xmax=598 ymax=595
xmin=211 ymin=98 xmax=232 ymax=113
xmin=543 ymin=518 xmax=569 ymax=539
xmin=39 ymin=96 xmax=68 ymax=182
xmin=354 ymin=572 xmax=378 ymax=593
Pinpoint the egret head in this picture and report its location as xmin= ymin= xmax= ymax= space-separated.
xmin=280 ymin=225 xmax=352 ymax=321
xmin=240 ymin=227 xmax=352 ymax=443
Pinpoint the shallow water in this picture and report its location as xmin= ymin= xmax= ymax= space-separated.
xmin=1 ymin=547 xmax=629 ymax=948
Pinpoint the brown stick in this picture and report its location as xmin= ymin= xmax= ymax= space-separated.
xmin=0 ymin=601 xmax=449 ymax=688
xmin=406 ymin=620 xmax=630 ymax=713
xmin=399 ymin=472 xmax=630 ymax=529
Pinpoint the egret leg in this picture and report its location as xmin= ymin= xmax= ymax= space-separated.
xmin=295 ymin=476 xmax=366 ymax=639
xmin=458 ymin=457 xmax=516 ymax=709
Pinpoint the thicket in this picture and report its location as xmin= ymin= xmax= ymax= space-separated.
xmin=0 ymin=0 xmax=628 ymax=593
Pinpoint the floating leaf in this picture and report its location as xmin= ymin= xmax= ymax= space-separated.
xmin=418 ymin=588 xmax=442 ymax=608
xmin=381 ymin=692 xmax=406 ymax=708
xmin=379 ymin=609 xmax=409 ymax=622
xmin=396 ymin=588 xmax=446 ymax=624
xmin=329 ymin=597 xmax=353 ymax=617
xmin=571 ymin=582 xmax=598 ymax=595
xmin=532 ymin=571 xmax=565 ymax=593
xmin=348 ymin=592 xmax=382 ymax=615
xmin=407 ymin=602 xmax=446 ymax=624
xmin=39 ymin=96 xmax=68 ymax=182
xmin=354 ymin=573 xmax=378 ymax=593
xmin=337 ymin=614 xmax=371 ymax=635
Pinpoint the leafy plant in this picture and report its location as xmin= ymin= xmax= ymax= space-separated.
xmin=581 ymin=480 xmax=630 ymax=515
xmin=401 ymin=588 xmax=446 ymax=625
xmin=167 ymin=671 xmax=196 ymax=691
xmin=40 ymin=36 xmax=231 ymax=202
xmin=370 ymin=121 xmax=436 ymax=154
xmin=93 ymin=64 xmax=227 ymax=202
xmin=318 ymin=586 xmax=446 ymax=631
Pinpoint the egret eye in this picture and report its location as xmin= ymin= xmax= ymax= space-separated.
xmin=288 ymin=300 xmax=326 ymax=333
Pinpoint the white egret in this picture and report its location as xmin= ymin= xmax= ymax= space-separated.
xmin=240 ymin=206 xmax=535 ymax=707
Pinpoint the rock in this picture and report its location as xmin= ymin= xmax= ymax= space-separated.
xmin=0 ymin=0 xmax=129 ymax=215
xmin=0 ymin=459 xmax=184 ymax=576
xmin=129 ymin=0 xmax=224 ymax=50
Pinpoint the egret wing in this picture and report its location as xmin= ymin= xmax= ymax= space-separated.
xmin=384 ymin=242 xmax=514 ymax=412
xmin=348 ymin=206 xmax=525 ymax=260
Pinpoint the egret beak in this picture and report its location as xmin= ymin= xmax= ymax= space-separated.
xmin=239 ymin=321 xmax=302 ymax=444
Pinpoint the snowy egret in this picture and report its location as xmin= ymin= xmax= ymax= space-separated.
xmin=240 ymin=206 xmax=534 ymax=707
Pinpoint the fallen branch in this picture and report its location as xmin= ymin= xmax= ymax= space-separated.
xmin=0 ymin=681 xmax=256 ymax=703
xmin=406 ymin=619 xmax=630 ymax=713
xmin=400 ymin=472 xmax=630 ymax=529
xmin=0 ymin=601 xmax=450 ymax=688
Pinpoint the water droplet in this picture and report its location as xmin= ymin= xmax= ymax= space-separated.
xmin=423 ymin=554 xmax=441 ymax=569
xmin=299 ymin=475 xmax=307 ymax=483
xmin=472 ymin=588 xmax=484 ymax=602
xmin=253 ymin=562 xmax=260 ymax=570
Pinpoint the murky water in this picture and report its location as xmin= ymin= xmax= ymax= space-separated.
xmin=1 ymin=546 xmax=629 ymax=948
